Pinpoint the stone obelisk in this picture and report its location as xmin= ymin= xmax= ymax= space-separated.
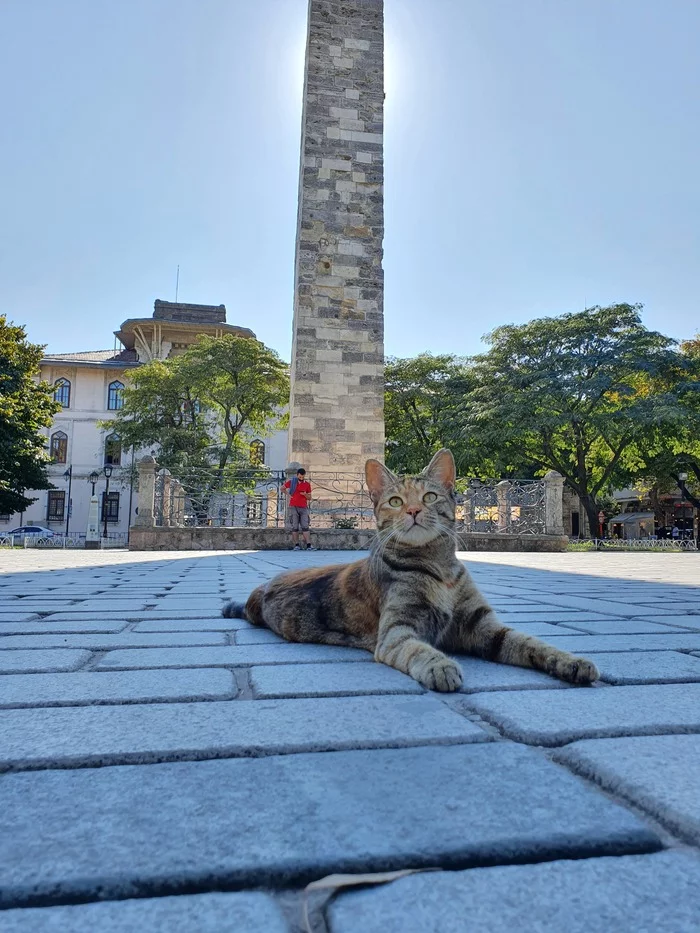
xmin=287 ymin=0 xmax=385 ymax=473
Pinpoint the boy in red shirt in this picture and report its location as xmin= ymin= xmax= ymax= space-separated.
xmin=283 ymin=468 xmax=316 ymax=551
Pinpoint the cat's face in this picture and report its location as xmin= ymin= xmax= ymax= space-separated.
xmin=365 ymin=449 xmax=456 ymax=546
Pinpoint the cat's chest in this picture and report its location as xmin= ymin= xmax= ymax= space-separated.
xmin=424 ymin=578 xmax=459 ymax=615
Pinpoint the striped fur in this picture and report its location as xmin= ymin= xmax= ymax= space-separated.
xmin=222 ymin=450 xmax=599 ymax=691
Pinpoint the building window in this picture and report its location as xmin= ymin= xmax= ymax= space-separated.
xmin=107 ymin=380 xmax=125 ymax=410
xmin=53 ymin=378 xmax=71 ymax=408
xmin=250 ymin=439 xmax=265 ymax=466
xmin=104 ymin=433 xmax=122 ymax=466
xmin=101 ymin=491 xmax=120 ymax=523
xmin=47 ymin=490 xmax=66 ymax=522
xmin=246 ymin=496 xmax=264 ymax=526
xmin=50 ymin=431 xmax=68 ymax=464
xmin=0 ymin=513 xmax=11 ymax=522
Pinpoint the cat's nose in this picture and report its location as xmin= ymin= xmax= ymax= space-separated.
xmin=406 ymin=506 xmax=422 ymax=517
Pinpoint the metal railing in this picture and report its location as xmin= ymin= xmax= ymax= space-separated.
xmin=456 ymin=479 xmax=546 ymax=535
xmin=587 ymin=537 xmax=698 ymax=551
xmin=154 ymin=469 xmax=375 ymax=530
xmin=151 ymin=469 xmax=549 ymax=535
xmin=0 ymin=532 xmax=130 ymax=549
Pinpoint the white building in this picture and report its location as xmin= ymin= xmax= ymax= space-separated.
xmin=1 ymin=300 xmax=288 ymax=541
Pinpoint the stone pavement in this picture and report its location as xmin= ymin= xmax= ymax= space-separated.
xmin=0 ymin=549 xmax=699 ymax=931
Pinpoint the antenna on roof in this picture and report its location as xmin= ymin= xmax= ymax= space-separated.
xmin=175 ymin=265 xmax=180 ymax=302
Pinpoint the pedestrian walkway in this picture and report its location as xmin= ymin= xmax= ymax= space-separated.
xmin=0 ymin=548 xmax=699 ymax=931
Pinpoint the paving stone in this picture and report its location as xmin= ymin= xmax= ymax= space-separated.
xmin=556 ymin=734 xmax=700 ymax=844
xmin=236 ymin=628 xmax=286 ymax=644
xmin=452 ymin=656 xmax=573 ymax=692
xmin=0 ymin=632 xmax=227 ymax=649
xmin=524 ymin=633 xmax=700 ymax=652
xmin=495 ymin=611 xmax=611 ymax=624
xmin=586 ymin=651 xmax=700 ymax=685
xmin=0 ymin=669 xmax=236 ymax=708
xmin=0 ymin=619 xmax=130 ymax=634
xmin=251 ymin=662 xmax=424 ymax=698
xmin=0 ymin=613 xmax=41 ymax=623
xmin=327 ymin=850 xmax=700 ymax=933
xmin=650 ymin=616 xmax=700 ymax=631
xmin=132 ymin=618 xmax=252 ymax=632
xmin=493 ymin=621 xmax=583 ymax=637
xmin=464 ymin=683 xmax=700 ymax=746
xmin=535 ymin=595 xmax=689 ymax=618
xmin=45 ymin=610 xmax=234 ymax=621
xmin=96 ymin=644 xmax=373 ymax=669
xmin=559 ymin=619 xmax=692 ymax=635
xmin=0 ymin=892 xmax=290 ymax=931
xmin=0 ymin=650 xmax=91 ymax=674
xmin=0 ymin=695 xmax=487 ymax=770
xmin=0 ymin=744 xmax=660 ymax=906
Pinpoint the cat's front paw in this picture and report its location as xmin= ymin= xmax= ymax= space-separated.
xmin=549 ymin=654 xmax=599 ymax=685
xmin=414 ymin=655 xmax=464 ymax=692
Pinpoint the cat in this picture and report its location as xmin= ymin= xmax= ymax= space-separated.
xmin=222 ymin=449 xmax=599 ymax=692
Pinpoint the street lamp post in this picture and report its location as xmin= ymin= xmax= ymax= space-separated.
xmin=63 ymin=467 xmax=73 ymax=537
xmin=678 ymin=473 xmax=689 ymax=539
xmin=102 ymin=465 xmax=113 ymax=540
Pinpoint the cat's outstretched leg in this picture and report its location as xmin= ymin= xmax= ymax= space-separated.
xmin=446 ymin=605 xmax=599 ymax=685
xmin=375 ymin=609 xmax=463 ymax=692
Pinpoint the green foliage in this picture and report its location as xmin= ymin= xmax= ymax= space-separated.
xmin=385 ymin=354 xmax=541 ymax=479
xmin=105 ymin=335 xmax=289 ymax=482
xmin=0 ymin=316 xmax=60 ymax=514
xmin=384 ymin=354 xmax=468 ymax=473
xmin=458 ymin=304 xmax=697 ymax=532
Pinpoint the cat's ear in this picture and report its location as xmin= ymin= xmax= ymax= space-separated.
xmin=423 ymin=448 xmax=456 ymax=490
xmin=365 ymin=459 xmax=397 ymax=503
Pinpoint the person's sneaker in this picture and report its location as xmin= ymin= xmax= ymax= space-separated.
xmin=293 ymin=544 xmax=301 ymax=551
xmin=306 ymin=545 xmax=317 ymax=550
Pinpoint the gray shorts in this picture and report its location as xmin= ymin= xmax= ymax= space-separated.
xmin=288 ymin=506 xmax=310 ymax=532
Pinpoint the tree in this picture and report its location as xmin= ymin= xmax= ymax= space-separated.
xmin=459 ymin=304 xmax=697 ymax=535
xmin=106 ymin=335 xmax=289 ymax=483
xmin=626 ymin=334 xmax=700 ymax=524
xmin=0 ymin=316 xmax=60 ymax=515
xmin=384 ymin=354 xmax=471 ymax=473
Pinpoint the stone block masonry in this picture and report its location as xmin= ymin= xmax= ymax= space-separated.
xmin=288 ymin=0 xmax=385 ymax=471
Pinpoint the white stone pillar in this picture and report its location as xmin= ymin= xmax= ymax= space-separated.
xmin=495 ymin=480 xmax=511 ymax=533
xmin=134 ymin=456 xmax=158 ymax=527
xmin=544 ymin=470 xmax=565 ymax=536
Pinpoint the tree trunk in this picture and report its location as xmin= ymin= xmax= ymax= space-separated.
xmin=579 ymin=494 xmax=602 ymax=539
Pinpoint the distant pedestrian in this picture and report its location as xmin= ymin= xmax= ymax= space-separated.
xmin=672 ymin=525 xmax=680 ymax=539
xmin=283 ymin=468 xmax=316 ymax=551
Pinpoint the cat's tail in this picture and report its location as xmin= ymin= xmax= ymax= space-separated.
xmin=222 ymin=600 xmax=247 ymax=620
xmin=221 ymin=586 xmax=265 ymax=627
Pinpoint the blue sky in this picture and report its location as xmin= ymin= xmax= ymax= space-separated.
xmin=1 ymin=0 xmax=698 ymax=361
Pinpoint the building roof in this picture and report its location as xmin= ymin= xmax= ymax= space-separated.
xmin=44 ymin=350 xmax=138 ymax=363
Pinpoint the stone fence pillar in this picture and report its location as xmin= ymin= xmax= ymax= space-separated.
xmin=159 ymin=469 xmax=172 ymax=526
xmin=544 ymin=470 xmax=565 ymax=536
xmin=495 ymin=480 xmax=511 ymax=533
xmin=171 ymin=479 xmax=186 ymax=526
xmin=133 ymin=456 xmax=157 ymax=527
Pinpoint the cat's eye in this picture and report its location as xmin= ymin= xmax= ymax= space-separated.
xmin=388 ymin=496 xmax=403 ymax=507
xmin=423 ymin=492 xmax=438 ymax=503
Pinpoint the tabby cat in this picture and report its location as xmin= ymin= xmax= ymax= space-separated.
xmin=222 ymin=450 xmax=599 ymax=691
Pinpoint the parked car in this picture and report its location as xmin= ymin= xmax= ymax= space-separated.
xmin=7 ymin=526 xmax=55 ymax=538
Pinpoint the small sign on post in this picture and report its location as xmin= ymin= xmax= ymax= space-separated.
xmin=85 ymin=494 xmax=101 ymax=549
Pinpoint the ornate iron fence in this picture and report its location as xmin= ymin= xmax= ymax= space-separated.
xmin=154 ymin=469 xmax=375 ymax=530
xmin=456 ymin=479 xmax=546 ymax=535
xmin=152 ymin=469 xmax=548 ymax=535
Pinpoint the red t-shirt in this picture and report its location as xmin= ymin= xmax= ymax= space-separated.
xmin=284 ymin=479 xmax=311 ymax=508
